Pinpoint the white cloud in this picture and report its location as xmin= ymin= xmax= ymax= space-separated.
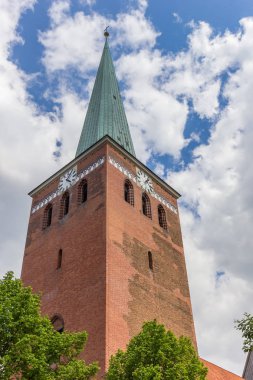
xmin=167 ymin=17 xmax=253 ymax=374
xmin=190 ymin=132 xmax=201 ymax=143
xmin=172 ymin=12 xmax=182 ymax=24
xmin=0 ymin=0 xmax=85 ymax=277
xmin=39 ymin=11 xmax=106 ymax=73
xmin=48 ymin=0 xmax=70 ymax=26
xmin=111 ymin=9 xmax=159 ymax=49
xmin=39 ymin=1 xmax=159 ymax=74
xmin=152 ymin=162 xmax=165 ymax=178
xmin=115 ymin=49 xmax=188 ymax=160
xmin=137 ymin=0 xmax=148 ymax=12
xmin=79 ymin=0 xmax=96 ymax=6
xmin=0 ymin=0 xmax=34 ymax=59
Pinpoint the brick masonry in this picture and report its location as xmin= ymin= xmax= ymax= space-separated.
xmin=202 ymin=359 xmax=243 ymax=380
xmin=21 ymin=139 xmax=197 ymax=378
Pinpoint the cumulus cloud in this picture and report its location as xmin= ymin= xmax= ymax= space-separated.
xmin=39 ymin=9 xmax=106 ymax=73
xmin=0 ymin=0 xmax=86 ymax=276
xmin=172 ymin=12 xmax=182 ymax=24
xmin=0 ymin=0 xmax=36 ymax=276
xmin=39 ymin=1 xmax=158 ymax=74
xmin=167 ymin=17 xmax=253 ymax=373
xmin=79 ymin=0 xmax=96 ymax=6
xmin=117 ymin=49 xmax=188 ymax=160
xmin=111 ymin=9 xmax=159 ymax=49
xmin=0 ymin=0 xmax=35 ymax=58
xmin=48 ymin=0 xmax=71 ymax=26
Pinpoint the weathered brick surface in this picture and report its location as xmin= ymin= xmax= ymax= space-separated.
xmin=201 ymin=359 xmax=243 ymax=379
xmin=22 ymin=140 xmax=197 ymax=378
xmin=22 ymin=145 xmax=107 ymax=373
xmin=106 ymin=144 xmax=197 ymax=368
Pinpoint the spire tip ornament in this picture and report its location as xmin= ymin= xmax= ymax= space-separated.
xmin=104 ymin=26 xmax=109 ymax=38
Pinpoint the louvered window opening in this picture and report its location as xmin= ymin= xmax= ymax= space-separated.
xmin=78 ymin=180 xmax=88 ymax=204
xmin=142 ymin=193 xmax=152 ymax=219
xmin=59 ymin=192 xmax=70 ymax=219
xmin=124 ymin=180 xmax=134 ymax=206
xmin=42 ymin=204 xmax=53 ymax=229
xmin=158 ymin=205 xmax=168 ymax=230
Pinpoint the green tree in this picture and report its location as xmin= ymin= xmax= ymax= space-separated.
xmin=235 ymin=312 xmax=253 ymax=352
xmin=0 ymin=272 xmax=98 ymax=379
xmin=106 ymin=321 xmax=207 ymax=380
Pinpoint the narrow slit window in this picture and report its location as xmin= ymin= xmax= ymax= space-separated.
xmin=63 ymin=194 xmax=69 ymax=215
xmin=42 ymin=204 xmax=53 ymax=229
xmin=158 ymin=205 xmax=168 ymax=230
xmin=124 ymin=180 xmax=134 ymax=206
xmin=57 ymin=249 xmax=63 ymax=269
xmin=148 ymin=251 xmax=153 ymax=271
xmin=51 ymin=315 xmax=64 ymax=333
xmin=142 ymin=193 xmax=152 ymax=219
xmin=78 ymin=180 xmax=88 ymax=204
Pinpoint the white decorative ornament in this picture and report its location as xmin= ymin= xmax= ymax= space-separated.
xmin=108 ymin=156 xmax=177 ymax=214
xmin=136 ymin=168 xmax=154 ymax=193
xmin=58 ymin=166 xmax=77 ymax=192
xmin=31 ymin=157 xmax=105 ymax=214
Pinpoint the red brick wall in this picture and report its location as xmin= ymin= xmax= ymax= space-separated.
xmin=22 ymin=144 xmax=107 ymax=372
xmin=21 ymin=140 xmax=197 ymax=378
xmin=201 ymin=359 xmax=243 ymax=379
xmin=106 ymin=144 xmax=197 ymax=367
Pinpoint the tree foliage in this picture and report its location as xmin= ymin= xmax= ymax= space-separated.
xmin=235 ymin=312 xmax=253 ymax=352
xmin=0 ymin=272 xmax=98 ymax=379
xmin=106 ymin=320 xmax=207 ymax=380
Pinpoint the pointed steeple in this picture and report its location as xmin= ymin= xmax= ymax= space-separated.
xmin=75 ymin=32 xmax=136 ymax=157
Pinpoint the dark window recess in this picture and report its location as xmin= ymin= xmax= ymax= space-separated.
xmin=142 ymin=193 xmax=152 ymax=219
xmin=57 ymin=249 xmax=63 ymax=269
xmin=63 ymin=194 xmax=69 ymax=215
xmin=124 ymin=180 xmax=134 ymax=206
xmin=78 ymin=180 xmax=88 ymax=204
xmin=158 ymin=205 xmax=168 ymax=230
xmin=59 ymin=192 xmax=70 ymax=219
xmin=42 ymin=204 xmax=53 ymax=229
xmin=113 ymin=95 xmax=116 ymax=99
xmin=148 ymin=251 xmax=153 ymax=271
xmin=51 ymin=315 xmax=64 ymax=333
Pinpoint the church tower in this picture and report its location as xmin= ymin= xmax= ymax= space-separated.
xmin=21 ymin=33 xmax=197 ymax=377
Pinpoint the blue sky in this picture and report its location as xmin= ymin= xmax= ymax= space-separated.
xmin=12 ymin=0 xmax=252 ymax=171
xmin=1 ymin=0 xmax=253 ymax=376
xmin=14 ymin=0 xmax=253 ymax=68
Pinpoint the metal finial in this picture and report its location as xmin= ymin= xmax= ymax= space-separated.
xmin=104 ymin=26 xmax=109 ymax=38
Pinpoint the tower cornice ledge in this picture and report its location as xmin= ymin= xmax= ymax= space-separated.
xmin=29 ymin=135 xmax=181 ymax=200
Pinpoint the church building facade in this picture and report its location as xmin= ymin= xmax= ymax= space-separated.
xmin=21 ymin=33 xmax=244 ymax=380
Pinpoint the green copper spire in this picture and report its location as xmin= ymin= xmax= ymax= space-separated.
xmin=76 ymin=34 xmax=136 ymax=157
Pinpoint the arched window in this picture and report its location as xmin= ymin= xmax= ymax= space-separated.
xmin=57 ymin=249 xmax=63 ymax=269
xmin=51 ymin=315 xmax=64 ymax=333
xmin=148 ymin=251 xmax=153 ymax=271
xmin=142 ymin=193 xmax=152 ymax=219
xmin=42 ymin=204 xmax=53 ymax=229
xmin=124 ymin=180 xmax=134 ymax=206
xmin=158 ymin=205 xmax=167 ymax=230
xmin=78 ymin=179 xmax=88 ymax=204
xmin=59 ymin=192 xmax=70 ymax=219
